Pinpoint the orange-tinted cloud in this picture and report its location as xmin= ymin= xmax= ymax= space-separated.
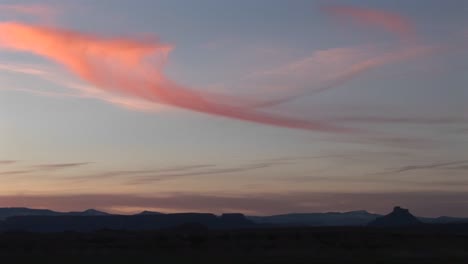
xmin=0 ymin=22 xmax=350 ymax=133
xmin=323 ymin=5 xmax=415 ymax=40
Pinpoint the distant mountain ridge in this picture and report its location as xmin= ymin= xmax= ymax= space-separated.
xmin=247 ymin=210 xmax=381 ymax=226
xmin=0 ymin=213 xmax=256 ymax=232
xmin=0 ymin=207 xmax=109 ymax=220
xmin=418 ymin=216 xmax=468 ymax=224
xmin=249 ymin=210 xmax=468 ymax=227
xmin=0 ymin=207 xmax=466 ymax=229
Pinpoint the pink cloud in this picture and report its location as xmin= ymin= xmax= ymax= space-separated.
xmin=323 ymin=5 xmax=415 ymax=40
xmin=0 ymin=22 xmax=350 ymax=132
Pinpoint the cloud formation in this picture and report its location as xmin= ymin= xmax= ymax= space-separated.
xmin=0 ymin=22 xmax=350 ymax=133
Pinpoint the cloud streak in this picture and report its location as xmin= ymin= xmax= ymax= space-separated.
xmin=0 ymin=170 xmax=33 ymax=176
xmin=333 ymin=116 xmax=468 ymax=125
xmin=128 ymin=162 xmax=286 ymax=184
xmin=0 ymin=160 xmax=17 ymax=165
xmin=0 ymin=162 xmax=91 ymax=177
xmin=71 ymin=164 xmax=217 ymax=181
xmin=67 ymin=161 xmax=288 ymax=184
xmin=32 ymin=162 xmax=92 ymax=170
xmin=391 ymin=160 xmax=468 ymax=174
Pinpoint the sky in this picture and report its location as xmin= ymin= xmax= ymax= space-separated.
xmin=0 ymin=0 xmax=467 ymax=217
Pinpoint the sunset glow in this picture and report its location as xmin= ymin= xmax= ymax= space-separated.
xmin=0 ymin=0 xmax=466 ymax=217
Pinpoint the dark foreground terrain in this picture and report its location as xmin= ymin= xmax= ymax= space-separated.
xmin=1 ymin=226 xmax=467 ymax=264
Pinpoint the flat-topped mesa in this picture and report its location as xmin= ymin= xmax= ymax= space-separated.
xmin=220 ymin=213 xmax=254 ymax=228
xmin=368 ymin=206 xmax=422 ymax=227
xmin=220 ymin=213 xmax=246 ymax=221
xmin=393 ymin=206 xmax=409 ymax=214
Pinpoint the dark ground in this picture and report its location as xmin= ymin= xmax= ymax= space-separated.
xmin=1 ymin=227 xmax=467 ymax=264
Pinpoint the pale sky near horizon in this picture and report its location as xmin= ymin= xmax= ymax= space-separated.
xmin=0 ymin=0 xmax=467 ymax=217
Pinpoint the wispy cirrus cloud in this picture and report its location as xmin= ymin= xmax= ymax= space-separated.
xmin=251 ymin=44 xmax=437 ymax=109
xmin=0 ymin=61 xmax=165 ymax=112
xmin=249 ymin=7 xmax=467 ymax=123
xmin=323 ymin=5 xmax=415 ymax=40
xmin=245 ymin=4 xmax=437 ymax=110
xmin=71 ymin=164 xmax=217 ymax=181
xmin=244 ymin=46 xmax=373 ymax=105
xmin=246 ymin=5 xmax=441 ymax=110
xmin=67 ymin=161 xmax=289 ymax=184
xmin=127 ymin=161 xmax=287 ymax=185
